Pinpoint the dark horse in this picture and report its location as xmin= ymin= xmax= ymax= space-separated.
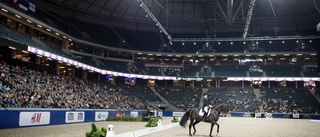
xmin=179 ymin=103 xmax=229 ymax=137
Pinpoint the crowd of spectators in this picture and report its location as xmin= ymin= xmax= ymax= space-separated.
xmin=0 ymin=61 xmax=146 ymax=110
xmin=209 ymin=88 xmax=261 ymax=112
xmin=261 ymin=88 xmax=318 ymax=114
xmin=156 ymin=86 xmax=201 ymax=111
xmin=1 ymin=60 xmax=319 ymax=114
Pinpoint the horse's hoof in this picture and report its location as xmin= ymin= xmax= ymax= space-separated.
xmin=216 ymin=133 xmax=219 ymax=137
xmin=189 ymin=134 xmax=192 ymax=136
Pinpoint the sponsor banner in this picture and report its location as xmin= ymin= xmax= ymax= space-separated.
xmin=28 ymin=2 xmax=36 ymax=12
xmin=95 ymin=112 xmax=108 ymax=121
xmin=19 ymin=0 xmax=29 ymax=11
xmin=130 ymin=112 xmax=138 ymax=117
xmin=172 ymin=112 xmax=185 ymax=117
xmin=293 ymin=114 xmax=300 ymax=119
xmin=116 ymin=111 xmax=125 ymax=117
xmin=255 ymin=113 xmax=261 ymax=117
xmin=19 ymin=112 xmax=50 ymax=126
xmin=65 ymin=112 xmax=85 ymax=123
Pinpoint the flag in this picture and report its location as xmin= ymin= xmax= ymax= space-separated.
xmin=29 ymin=2 xmax=36 ymax=12
xmin=19 ymin=0 xmax=29 ymax=11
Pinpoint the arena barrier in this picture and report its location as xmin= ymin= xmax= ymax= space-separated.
xmin=1 ymin=108 xmax=319 ymax=129
xmin=0 ymin=108 xmax=185 ymax=129
xmin=230 ymin=112 xmax=320 ymax=119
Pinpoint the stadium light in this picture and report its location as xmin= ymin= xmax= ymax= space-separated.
xmin=171 ymin=35 xmax=320 ymax=42
xmin=243 ymin=0 xmax=256 ymax=39
xmin=15 ymin=15 xmax=21 ymax=18
xmin=1 ymin=8 xmax=8 ymax=12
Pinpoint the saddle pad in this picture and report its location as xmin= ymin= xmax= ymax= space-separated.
xmin=199 ymin=108 xmax=211 ymax=116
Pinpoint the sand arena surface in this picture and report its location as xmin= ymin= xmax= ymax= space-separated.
xmin=1 ymin=117 xmax=320 ymax=137
xmin=142 ymin=117 xmax=320 ymax=137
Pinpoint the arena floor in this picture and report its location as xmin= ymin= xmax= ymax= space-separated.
xmin=0 ymin=117 xmax=320 ymax=137
xmin=142 ymin=117 xmax=320 ymax=137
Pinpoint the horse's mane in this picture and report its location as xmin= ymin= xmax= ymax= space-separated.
xmin=214 ymin=103 xmax=227 ymax=109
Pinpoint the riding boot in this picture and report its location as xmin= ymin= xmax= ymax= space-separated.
xmin=202 ymin=113 xmax=207 ymax=121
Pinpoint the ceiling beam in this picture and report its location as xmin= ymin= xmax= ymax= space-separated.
xmin=268 ymin=0 xmax=276 ymax=17
xmin=98 ymin=0 xmax=110 ymax=13
xmin=136 ymin=0 xmax=171 ymax=40
xmin=86 ymin=0 xmax=96 ymax=11
xmin=122 ymin=0 xmax=134 ymax=18
xmin=232 ymin=0 xmax=244 ymax=23
xmin=171 ymin=35 xmax=320 ymax=42
xmin=312 ymin=0 xmax=320 ymax=14
xmin=243 ymin=0 xmax=256 ymax=39
xmin=215 ymin=0 xmax=228 ymax=23
xmin=227 ymin=0 xmax=233 ymax=25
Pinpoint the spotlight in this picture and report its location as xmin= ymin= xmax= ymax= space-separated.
xmin=256 ymin=41 xmax=259 ymax=44
xmin=194 ymin=42 xmax=196 ymax=45
xmin=206 ymin=42 xmax=209 ymax=45
xmin=310 ymin=40 xmax=312 ymax=43
xmin=296 ymin=40 xmax=299 ymax=43
xmin=269 ymin=41 xmax=272 ymax=44
xmin=146 ymin=14 xmax=148 ymax=17
xmin=160 ymin=30 xmax=162 ymax=33
xmin=1 ymin=8 xmax=8 ymax=12
xmin=282 ymin=41 xmax=285 ymax=43
xmin=218 ymin=42 xmax=221 ymax=45
xmin=243 ymin=42 xmax=246 ymax=44
xmin=231 ymin=42 xmax=233 ymax=45
xmin=182 ymin=42 xmax=185 ymax=45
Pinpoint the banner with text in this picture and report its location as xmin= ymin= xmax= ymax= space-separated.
xmin=172 ymin=112 xmax=185 ymax=117
xmin=19 ymin=112 xmax=50 ymax=126
xmin=95 ymin=112 xmax=108 ymax=121
xmin=293 ymin=114 xmax=300 ymax=119
xmin=65 ymin=112 xmax=85 ymax=123
xmin=130 ymin=111 xmax=138 ymax=117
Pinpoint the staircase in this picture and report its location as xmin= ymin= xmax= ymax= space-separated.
xmin=149 ymin=87 xmax=179 ymax=111
xmin=309 ymin=89 xmax=320 ymax=104
xmin=196 ymin=72 xmax=200 ymax=77
xmin=263 ymin=72 xmax=267 ymax=77
xmin=253 ymin=89 xmax=264 ymax=112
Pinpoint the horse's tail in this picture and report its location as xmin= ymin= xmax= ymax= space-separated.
xmin=179 ymin=109 xmax=191 ymax=128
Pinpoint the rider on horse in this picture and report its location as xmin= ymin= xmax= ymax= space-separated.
xmin=202 ymin=93 xmax=210 ymax=121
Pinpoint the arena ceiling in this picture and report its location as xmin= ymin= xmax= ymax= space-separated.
xmin=30 ymin=0 xmax=320 ymax=36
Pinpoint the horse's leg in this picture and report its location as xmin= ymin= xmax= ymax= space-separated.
xmin=215 ymin=123 xmax=220 ymax=137
xmin=209 ymin=123 xmax=214 ymax=137
xmin=189 ymin=119 xmax=194 ymax=136
xmin=192 ymin=120 xmax=201 ymax=135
